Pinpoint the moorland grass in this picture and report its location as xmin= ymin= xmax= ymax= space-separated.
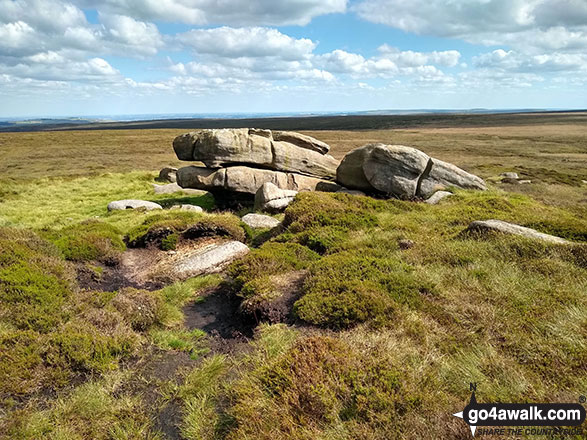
xmin=0 ymin=121 xmax=585 ymax=439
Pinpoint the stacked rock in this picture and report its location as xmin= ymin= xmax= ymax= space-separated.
xmin=173 ymin=129 xmax=341 ymax=199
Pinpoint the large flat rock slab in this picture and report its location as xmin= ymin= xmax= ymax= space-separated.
xmin=176 ymin=165 xmax=341 ymax=195
xmin=465 ymin=220 xmax=569 ymax=244
xmin=171 ymin=241 xmax=250 ymax=280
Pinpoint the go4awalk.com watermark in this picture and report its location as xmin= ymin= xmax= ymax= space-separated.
xmin=453 ymin=383 xmax=586 ymax=437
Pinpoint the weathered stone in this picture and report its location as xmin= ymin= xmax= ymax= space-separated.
xmin=336 ymin=144 xmax=378 ymax=191
xmin=518 ymin=180 xmax=532 ymax=184
xmin=418 ymin=158 xmax=487 ymax=199
xmin=336 ymin=144 xmax=486 ymax=199
xmin=500 ymin=172 xmax=519 ymax=179
xmin=107 ymin=200 xmax=162 ymax=211
xmin=424 ymin=190 xmax=453 ymax=205
xmin=177 ymin=166 xmax=340 ymax=195
xmin=363 ymin=144 xmax=430 ymax=198
xmin=173 ymin=128 xmax=338 ymax=179
xmin=241 ymin=213 xmax=281 ymax=229
xmin=170 ymin=241 xmax=250 ymax=280
xmin=254 ymin=182 xmax=297 ymax=212
xmin=158 ymin=167 xmax=178 ymax=183
xmin=273 ymin=130 xmax=330 ymax=154
xmin=152 ymin=183 xmax=207 ymax=195
xmin=169 ymin=204 xmax=204 ymax=212
xmin=465 ymin=220 xmax=569 ymax=244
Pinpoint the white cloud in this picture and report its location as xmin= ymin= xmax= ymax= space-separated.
xmin=315 ymin=47 xmax=460 ymax=77
xmin=177 ymin=27 xmax=316 ymax=60
xmin=99 ymin=13 xmax=164 ymax=55
xmin=74 ymin=0 xmax=347 ymax=26
xmin=474 ymin=49 xmax=587 ymax=73
xmin=353 ymin=0 xmax=587 ymax=53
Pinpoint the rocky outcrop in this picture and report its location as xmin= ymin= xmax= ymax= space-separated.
xmin=173 ymin=128 xmax=338 ymax=180
xmin=107 ymin=199 xmax=162 ymax=211
xmin=336 ymin=144 xmax=486 ymax=199
xmin=241 ymin=213 xmax=281 ymax=229
xmin=464 ymin=220 xmax=569 ymax=244
xmin=254 ymin=182 xmax=297 ymax=212
xmin=177 ymin=165 xmax=340 ymax=195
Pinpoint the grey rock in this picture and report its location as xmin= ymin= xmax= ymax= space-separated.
xmin=171 ymin=241 xmax=250 ymax=280
xmin=241 ymin=213 xmax=281 ymax=229
xmin=169 ymin=204 xmax=204 ymax=212
xmin=177 ymin=165 xmax=340 ymax=195
xmin=465 ymin=220 xmax=569 ymax=244
xmin=363 ymin=144 xmax=430 ymax=198
xmin=107 ymin=199 xmax=162 ymax=211
xmin=273 ymin=130 xmax=330 ymax=154
xmin=424 ymin=191 xmax=453 ymax=205
xmin=518 ymin=180 xmax=532 ymax=184
xmin=336 ymin=144 xmax=378 ymax=191
xmin=418 ymin=158 xmax=487 ymax=199
xmin=173 ymin=128 xmax=338 ymax=179
xmin=158 ymin=167 xmax=178 ymax=183
xmin=254 ymin=182 xmax=297 ymax=212
xmin=152 ymin=183 xmax=207 ymax=195
xmin=336 ymin=144 xmax=486 ymax=199
xmin=500 ymin=172 xmax=519 ymax=179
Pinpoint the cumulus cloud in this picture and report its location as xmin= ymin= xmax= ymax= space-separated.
xmin=353 ymin=0 xmax=587 ymax=53
xmin=176 ymin=27 xmax=316 ymax=60
xmin=74 ymin=0 xmax=348 ymax=26
xmin=315 ymin=47 xmax=460 ymax=77
xmin=474 ymin=49 xmax=587 ymax=73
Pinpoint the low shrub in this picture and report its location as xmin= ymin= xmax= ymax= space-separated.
xmin=40 ymin=220 xmax=125 ymax=263
xmin=295 ymin=252 xmax=430 ymax=329
xmin=0 ymin=228 xmax=73 ymax=333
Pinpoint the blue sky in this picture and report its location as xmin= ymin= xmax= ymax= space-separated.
xmin=1 ymin=0 xmax=586 ymax=117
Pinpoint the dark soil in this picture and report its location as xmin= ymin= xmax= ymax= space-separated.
xmin=75 ymin=260 xmax=163 ymax=292
xmin=184 ymin=285 xmax=255 ymax=354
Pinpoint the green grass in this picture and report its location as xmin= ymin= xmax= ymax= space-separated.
xmin=0 ymin=171 xmax=215 ymax=231
xmin=150 ymin=328 xmax=209 ymax=360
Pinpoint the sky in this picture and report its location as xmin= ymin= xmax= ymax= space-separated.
xmin=1 ymin=0 xmax=586 ymax=117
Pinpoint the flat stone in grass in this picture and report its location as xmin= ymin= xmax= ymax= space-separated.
xmin=171 ymin=241 xmax=250 ymax=280
xmin=465 ymin=219 xmax=569 ymax=244
xmin=242 ymin=213 xmax=281 ymax=229
xmin=170 ymin=204 xmax=204 ymax=212
xmin=500 ymin=172 xmax=519 ymax=179
xmin=107 ymin=200 xmax=162 ymax=211
xmin=425 ymin=191 xmax=453 ymax=205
